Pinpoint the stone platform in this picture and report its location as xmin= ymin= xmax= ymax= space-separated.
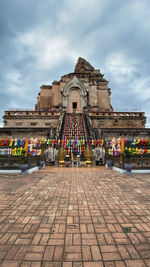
xmin=0 ymin=168 xmax=150 ymax=266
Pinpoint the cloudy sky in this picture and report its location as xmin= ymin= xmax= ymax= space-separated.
xmin=0 ymin=0 xmax=150 ymax=127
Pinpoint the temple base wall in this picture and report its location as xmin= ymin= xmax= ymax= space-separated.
xmin=91 ymin=117 xmax=144 ymax=129
xmin=3 ymin=111 xmax=60 ymax=128
xmin=95 ymin=128 xmax=150 ymax=139
xmin=89 ymin=111 xmax=146 ymax=129
xmin=0 ymin=127 xmax=150 ymax=140
xmin=0 ymin=128 xmax=49 ymax=139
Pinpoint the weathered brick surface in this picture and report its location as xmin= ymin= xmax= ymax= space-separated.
xmin=0 ymin=169 xmax=150 ymax=266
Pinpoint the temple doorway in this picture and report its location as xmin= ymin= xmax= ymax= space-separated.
xmin=67 ymin=89 xmax=82 ymax=113
xmin=72 ymin=102 xmax=77 ymax=113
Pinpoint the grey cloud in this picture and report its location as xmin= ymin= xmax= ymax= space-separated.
xmin=0 ymin=0 xmax=150 ymax=127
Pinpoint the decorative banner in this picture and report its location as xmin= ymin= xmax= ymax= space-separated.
xmin=0 ymin=137 xmax=150 ymax=158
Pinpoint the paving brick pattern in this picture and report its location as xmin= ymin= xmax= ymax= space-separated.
xmin=0 ymin=169 xmax=150 ymax=266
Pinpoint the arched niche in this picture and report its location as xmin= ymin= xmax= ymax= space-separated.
xmin=61 ymin=76 xmax=88 ymax=113
xmin=67 ymin=88 xmax=81 ymax=113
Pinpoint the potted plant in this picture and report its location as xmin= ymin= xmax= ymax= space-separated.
xmin=106 ymin=159 xmax=113 ymax=169
xmin=105 ymin=150 xmax=113 ymax=169
xmin=64 ymin=155 xmax=71 ymax=167
xmin=39 ymin=152 xmax=46 ymax=169
xmin=20 ymin=149 xmax=28 ymax=174
xmin=124 ymin=149 xmax=132 ymax=174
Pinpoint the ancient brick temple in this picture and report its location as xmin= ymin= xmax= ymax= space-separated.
xmin=2 ymin=57 xmax=148 ymax=139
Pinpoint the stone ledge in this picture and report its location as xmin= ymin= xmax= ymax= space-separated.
xmin=0 ymin=166 xmax=39 ymax=174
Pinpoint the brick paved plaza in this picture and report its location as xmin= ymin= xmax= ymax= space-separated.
xmin=0 ymin=167 xmax=150 ymax=267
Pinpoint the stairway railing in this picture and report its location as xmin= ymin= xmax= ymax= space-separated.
xmin=56 ymin=111 xmax=66 ymax=141
xmin=83 ymin=111 xmax=95 ymax=141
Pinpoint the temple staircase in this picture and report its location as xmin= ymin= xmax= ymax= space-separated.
xmin=62 ymin=113 xmax=87 ymax=158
